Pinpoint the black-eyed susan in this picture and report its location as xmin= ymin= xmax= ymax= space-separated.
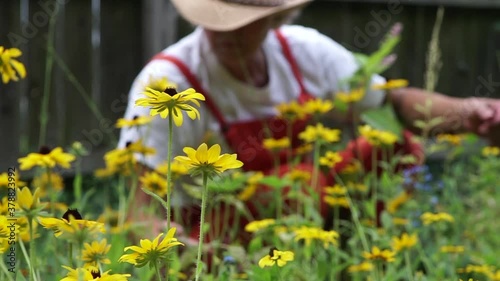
xmin=144 ymin=76 xmax=176 ymax=92
xmin=372 ymin=79 xmax=409 ymax=90
xmin=125 ymin=139 xmax=156 ymax=156
xmin=38 ymin=209 xmax=105 ymax=242
xmin=97 ymin=207 xmax=131 ymax=235
xmin=304 ymin=98 xmax=334 ymax=115
xmin=391 ymin=232 xmax=418 ymax=252
xmin=237 ymin=171 xmax=264 ymax=201
xmin=244 ymin=219 xmax=276 ymax=233
xmin=336 ymin=87 xmax=365 ymax=103
xmin=420 ymin=212 xmax=454 ymax=225
xmin=156 ymin=159 xmax=189 ymax=178
xmin=135 ymin=87 xmax=205 ymax=127
xmin=17 ymin=187 xmax=46 ymax=217
xmin=115 ymin=115 xmax=153 ymax=129
xmin=319 ymin=151 xmax=343 ymax=168
xmin=436 ymin=133 xmax=464 ymax=146
xmin=286 ymin=168 xmax=311 ymax=184
xmin=60 ymin=265 xmax=131 ymax=281
xmin=324 ymin=196 xmax=350 ymax=208
xmin=387 ymin=192 xmax=411 ymax=214
xmin=276 ymin=100 xmax=308 ymax=121
xmin=18 ymin=146 xmax=76 ymax=170
xmin=359 ymin=125 xmax=398 ymax=146
xmin=298 ymin=123 xmax=341 ymax=144
xmin=174 ymin=143 xmax=243 ymax=178
xmin=31 ymin=171 xmax=64 ymax=197
xmin=0 ymin=172 xmax=27 ymax=188
xmin=0 ymin=46 xmax=26 ymax=84
xmin=347 ymin=261 xmax=374 ymax=273
xmin=258 ymin=247 xmax=294 ymax=268
xmin=263 ymin=137 xmax=290 ymax=151
xmin=294 ymin=226 xmax=339 ymax=248
xmin=362 ymin=246 xmax=396 ymax=263
xmin=139 ymin=171 xmax=168 ymax=197
xmin=119 ymin=227 xmax=184 ymax=268
xmin=324 ymin=184 xmax=347 ymax=196
xmin=482 ymin=146 xmax=500 ymax=157
xmin=82 ymin=239 xmax=111 ymax=267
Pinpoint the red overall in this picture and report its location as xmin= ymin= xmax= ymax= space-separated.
xmin=151 ymin=30 xmax=423 ymax=238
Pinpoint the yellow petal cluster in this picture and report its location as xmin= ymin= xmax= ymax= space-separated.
xmin=420 ymin=212 xmax=454 ymax=225
xmin=359 ymin=125 xmax=398 ymax=146
xmin=18 ymin=147 xmax=76 ymax=170
xmin=135 ymin=87 xmax=205 ymax=126
xmin=299 ymin=123 xmax=341 ymax=144
xmin=0 ymin=46 xmax=26 ymax=84
xmin=258 ymin=248 xmax=294 ymax=268
xmin=362 ymin=246 xmax=396 ymax=262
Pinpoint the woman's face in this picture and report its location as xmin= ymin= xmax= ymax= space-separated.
xmin=204 ymin=17 xmax=274 ymax=62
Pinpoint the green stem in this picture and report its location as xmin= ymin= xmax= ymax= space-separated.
xmin=28 ymin=218 xmax=36 ymax=281
xmin=46 ymin=169 xmax=56 ymax=215
xmin=73 ymin=159 xmax=82 ymax=209
xmin=38 ymin=5 xmax=58 ymax=147
xmin=404 ymin=251 xmax=415 ymax=281
xmin=166 ymin=110 xmax=174 ymax=231
xmin=0 ymin=259 xmax=14 ymax=281
xmin=195 ymin=173 xmax=209 ymax=281
xmin=117 ymin=175 xmax=126 ymax=231
xmin=311 ymin=141 xmax=321 ymax=218
xmin=69 ymin=242 xmax=74 ymax=267
xmin=155 ymin=261 xmax=163 ymax=281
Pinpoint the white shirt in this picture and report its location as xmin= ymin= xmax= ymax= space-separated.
xmin=118 ymin=25 xmax=386 ymax=169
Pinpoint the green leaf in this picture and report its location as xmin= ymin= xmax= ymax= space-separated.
xmin=258 ymin=175 xmax=291 ymax=190
xmin=360 ymin=103 xmax=403 ymax=139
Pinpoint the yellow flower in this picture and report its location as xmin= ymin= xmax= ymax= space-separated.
xmin=258 ymin=248 xmax=294 ymax=268
xmin=0 ymin=172 xmax=27 ymax=188
xmin=440 ymin=245 xmax=465 ymax=254
xmin=156 ymin=160 xmax=189 ymax=178
xmin=125 ymin=139 xmax=156 ymax=156
xmin=362 ymin=246 xmax=396 ymax=262
xmin=482 ymin=146 xmax=500 ymax=157
xmin=31 ymin=171 xmax=64 ymax=197
xmin=324 ymin=196 xmax=350 ymax=208
xmin=348 ymin=261 xmax=374 ymax=273
xmin=294 ymin=226 xmax=339 ymax=248
xmin=263 ymin=137 xmax=290 ymax=151
xmin=95 ymin=147 xmax=137 ymax=178
xmin=135 ymin=87 xmax=205 ymax=126
xmin=244 ymin=219 xmax=276 ymax=233
xmin=174 ymin=143 xmax=243 ymax=177
xmin=17 ymin=187 xmax=45 ymax=215
xmin=237 ymin=172 xmax=264 ymax=201
xmin=115 ymin=115 xmax=153 ymax=128
xmin=387 ymin=192 xmax=411 ymax=214
xmin=82 ymin=239 xmax=111 ymax=267
xmin=139 ymin=171 xmax=168 ymax=197
xmin=324 ymin=185 xmax=347 ymax=196
xmin=340 ymin=162 xmax=362 ymax=175
xmin=359 ymin=125 xmax=398 ymax=146
xmin=38 ymin=209 xmax=105 ymax=241
xmin=18 ymin=146 xmax=76 ymax=170
xmin=97 ymin=207 xmax=131 ymax=234
xmin=144 ymin=76 xmax=176 ymax=92
xmin=372 ymin=79 xmax=409 ymax=90
xmin=119 ymin=227 xmax=184 ymax=267
xmin=336 ymin=88 xmax=365 ymax=103
xmin=319 ymin=151 xmax=343 ymax=168
xmin=0 ymin=46 xmax=26 ymax=84
xmin=346 ymin=181 xmax=368 ymax=192
xmin=60 ymin=266 xmax=131 ymax=281
xmin=298 ymin=123 xmax=341 ymax=144
xmin=304 ymin=98 xmax=334 ymax=115
xmin=420 ymin=212 xmax=454 ymax=225
xmin=276 ymin=100 xmax=308 ymax=121
xmin=436 ymin=134 xmax=464 ymax=146
xmin=392 ymin=233 xmax=418 ymax=252
xmin=286 ymin=169 xmax=311 ymax=184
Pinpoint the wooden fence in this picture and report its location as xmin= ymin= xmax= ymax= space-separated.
xmin=1 ymin=0 xmax=499 ymax=175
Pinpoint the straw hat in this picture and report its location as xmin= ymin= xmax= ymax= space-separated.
xmin=170 ymin=0 xmax=313 ymax=31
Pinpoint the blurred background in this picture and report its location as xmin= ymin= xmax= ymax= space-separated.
xmin=1 ymin=0 xmax=499 ymax=175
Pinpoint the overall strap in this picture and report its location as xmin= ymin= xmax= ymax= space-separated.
xmin=151 ymin=53 xmax=229 ymax=130
xmin=274 ymin=29 xmax=310 ymax=104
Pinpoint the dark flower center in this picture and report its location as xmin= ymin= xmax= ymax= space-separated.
xmin=164 ymin=87 xmax=177 ymax=96
xmin=38 ymin=146 xmax=52 ymax=155
xmin=125 ymin=141 xmax=132 ymax=148
xmin=62 ymin=208 xmax=83 ymax=220
xmin=132 ymin=115 xmax=139 ymax=120
xmin=269 ymin=247 xmax=278 ymax=257
xmin=91 ymin=270 xmax=101 ymax=278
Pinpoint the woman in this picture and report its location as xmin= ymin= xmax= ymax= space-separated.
xmin=119 ymin=0 xmax=500 ymax=236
